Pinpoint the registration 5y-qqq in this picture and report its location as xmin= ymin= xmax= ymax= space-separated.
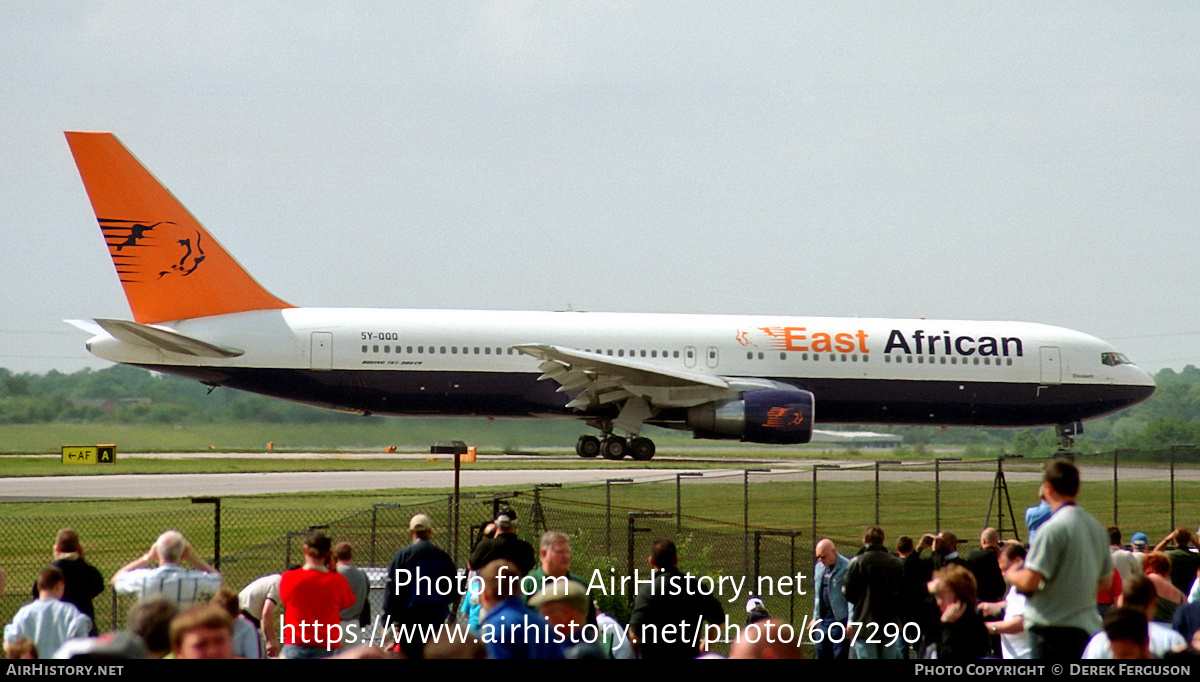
xmin=802 ymin=617 xmax=922 ymax=646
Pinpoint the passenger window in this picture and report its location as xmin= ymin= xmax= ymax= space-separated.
xmin=747 ymin=352 xmax=754 ymax=360
xmin=373 ymin=345 xmax=379 ymax=353
xmin=780 ymin=353 xmax=786 ymax=361
xmin=361 ymin=345 xmax=368 ymax=353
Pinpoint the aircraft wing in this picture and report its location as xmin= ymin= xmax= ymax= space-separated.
xmin=513 ymin=343 xmax=731 ymax=411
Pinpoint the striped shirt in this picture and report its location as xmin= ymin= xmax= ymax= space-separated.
xmin=113 ymin=564 xmax=222 ymax=607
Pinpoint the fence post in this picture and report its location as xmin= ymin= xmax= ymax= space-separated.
xmin=1113 ymin=448 xmax=1119 ymax=527
xmin=933 ymin=458 xmax=961 ymax=532
xmin=743 ymin=469 xmax=769 ymax=577
xmin=874 ymin=460 xmax=900 ymax=525
xmin=626 ymin=513 xmax=671 ymax=611
xmin=371 ymin=504 xmax=379 ymax=567
xmin=1171 ymin=445 xmax=1178 ymax=530
xmin=676 ymin=473 xmax=703 ymax=535
xmin=606 ymin=479 xmax=633 ymax=557
xmin=812 ymin=465 xmax=838 ymax=552
xmin=753 ymin=531 xmax=762 ymax=592
xmin=626 ymin=514 xmax=637 ymax=612
xmin=191 ymin=497 xmax=220 ymax=569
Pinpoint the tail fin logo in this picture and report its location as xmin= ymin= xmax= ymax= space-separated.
xmin=101 ymin=219 xmax=207 ymax=283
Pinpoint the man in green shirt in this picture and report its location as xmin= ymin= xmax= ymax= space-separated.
xmin=1005 ymin=460 xmax=1113 ymax=660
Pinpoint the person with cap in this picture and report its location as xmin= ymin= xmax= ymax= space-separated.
xmin=468 ymin=508 xmax=536 ymax=576
xmin=745 ymin=596 xmax=770 ymax=625
xmin=384 ymin=512 xmax=461 ymax=659
xmin=1132 ymin=531 xmax=1150 ymax=564
xmin=530 ymin=578 xmax=607 ymax=659
xmin=278 ymin=530 xmax=357 ymax=659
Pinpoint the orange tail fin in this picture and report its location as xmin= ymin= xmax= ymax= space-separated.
xmin=65 ymin=132 xmax=293 ymax=324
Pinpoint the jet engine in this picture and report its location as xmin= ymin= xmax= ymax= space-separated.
xmin=686 ymin=388 xmax=815 ymax=444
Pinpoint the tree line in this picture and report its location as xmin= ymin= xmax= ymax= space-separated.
xmin=1 ymin=364 xmax=1198 ymax=451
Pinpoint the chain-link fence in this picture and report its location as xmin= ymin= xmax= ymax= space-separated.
xmin=1 ymin=447 xmax=1196 ymax=643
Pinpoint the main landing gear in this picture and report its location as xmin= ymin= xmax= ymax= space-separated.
xmin=575 ymin=434 xmax=656 ymax=461
xmin=1055 ymin=421 xmax=1083 ymax=454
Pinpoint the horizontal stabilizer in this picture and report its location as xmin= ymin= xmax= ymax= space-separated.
xmin=93 ymin=319 xmax=244 ymax=358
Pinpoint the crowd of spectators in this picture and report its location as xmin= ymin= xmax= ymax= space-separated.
xmin=4 ymin=460 xmax=1200 ymax=661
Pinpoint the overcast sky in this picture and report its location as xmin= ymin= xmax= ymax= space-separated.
xmin=2 ymin=3 xmax=1198 ymax=375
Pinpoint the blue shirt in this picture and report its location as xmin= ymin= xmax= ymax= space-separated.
xmin=4 ymin=598 xmax=93 ymax=659
xmin=813 ymin=554 xmax=850 ymax=622
xmin=480 ymin=598 xmax=564 ymax=659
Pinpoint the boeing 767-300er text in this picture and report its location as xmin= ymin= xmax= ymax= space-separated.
xmin=64 ymin=132 xmax=1155 ymax=460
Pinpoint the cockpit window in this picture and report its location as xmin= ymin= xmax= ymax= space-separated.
xmin=1102 ymin=352 xmax=1132 ymax=367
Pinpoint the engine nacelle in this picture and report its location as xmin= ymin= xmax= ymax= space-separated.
xmin=686 ymin=388 xmax=815 ymax=444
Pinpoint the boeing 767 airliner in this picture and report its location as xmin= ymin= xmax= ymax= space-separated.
xmin=64 ymin=132 xmax=1155 ymax=460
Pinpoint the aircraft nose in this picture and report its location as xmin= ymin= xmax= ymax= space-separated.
xmin=1127 ymin=366 xmax=1156 ymax=401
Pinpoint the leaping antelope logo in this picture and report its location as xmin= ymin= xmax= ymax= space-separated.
xmin=99 ymin=219 xmax=207 ymax=283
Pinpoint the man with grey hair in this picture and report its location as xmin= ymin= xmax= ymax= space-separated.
xmin=111 ymin=530 xmax=222 ymax=607
xmin=527 ymin=531 xmax=596 ymax=624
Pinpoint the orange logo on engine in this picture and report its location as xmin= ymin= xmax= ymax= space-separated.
xmin=762 ymin=407 xmax=805 ymax=429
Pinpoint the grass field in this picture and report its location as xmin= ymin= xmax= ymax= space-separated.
xmin=1 ymin=455 xmax=1195 ymax=636
xmin=0 ymin=427 xmax=1195 ymax=651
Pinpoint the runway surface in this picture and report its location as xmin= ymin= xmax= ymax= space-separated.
xmin=1 ymin=453 xmax=1193 ymax=501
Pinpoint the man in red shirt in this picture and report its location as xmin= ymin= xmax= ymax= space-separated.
xmin=279 ymin=531 xmax=356 ymax=659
